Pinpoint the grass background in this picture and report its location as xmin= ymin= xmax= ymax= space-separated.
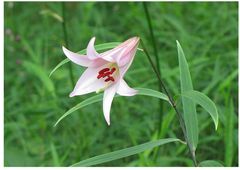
xmin=4 ymin=2 xmax=238 ymax=167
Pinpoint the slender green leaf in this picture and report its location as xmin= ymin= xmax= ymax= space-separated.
xmin=224 ymin=99 xmax=234 ymax=166
xmin=49 ymin=58 xmax=70 ymax=77
xmin=50 ymin=142 xmax=60 ymax=166
xmin=54 ymin=88 xmax=169 ymax=126
xmin=71 ymin=138 xmax=182 ymax=167
xmin=23 ymin=61 xmax=55 ymax=94
xmin=136 ymin=88 xmax=169 ymax=101
xmin=21 ymin=38 xmax=39 ymax=63
xmin=182 ymin=90 xmax=218 ymax=130
xmin=176 ymin=40 xmax=198 ymax=151
xmin=49 ymin=42 xmax=121 ymax=77
xmin=199 ymin=160 xmax=224 ymax=167
xmin=54 ymin=94 xmax=103 ymax=127
xmin=40 ymin=9 xmax=63 ymax=23
xmin=219 ymin=69 xmax=237 ymax=90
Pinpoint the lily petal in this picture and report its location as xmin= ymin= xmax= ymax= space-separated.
xmin=117 ymin=79 xmax=138 ymax=96
xmin=100 ymin=45 xmax=124 ymax=63
xmin=99 ymin=38 xmax=132 ymax=61
xmin=87 ymin=37 xmax=100 ymax=60
xmin=63 ymin=46 xmax=107 ymax=68
xmin=62 ymin=46 xmax=92 ymax=67
xmin=70 ymin=67 xmax=106 ymax=97
xmin=103 ymin=84 xmax=117 ymax=125
xmin=100 ymin=37 xmax=139 ymax=64
xmin=118 ymin=53 xmax=135 ymax=79
xmin=118 ymin=38 xmax=139 ymax=67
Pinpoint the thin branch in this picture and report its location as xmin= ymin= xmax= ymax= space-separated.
xmin=140 ymin=40 xmax=198 ymax=166
xmin=61 ymin=2 xmax=74 ymax=87
xmin=143 ymin=2 xmax=164 ymax=136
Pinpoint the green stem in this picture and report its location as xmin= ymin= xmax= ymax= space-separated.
xmin=61 ymin=2 xmax=74 ymax=87
xmin=143 ymin=2 xmax=163 ymax=134
xmin=141 ymin=40 xmax=198 ymax=167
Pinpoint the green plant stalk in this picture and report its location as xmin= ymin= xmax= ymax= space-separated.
xmin=61 ymin=2 xmax=74 ymax=87
xmin=140 ymin=40 xmax=198 ymax=166
xmin=142 ymin=2 xmax=163 ymax=134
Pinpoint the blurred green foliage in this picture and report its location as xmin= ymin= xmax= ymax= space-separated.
xmin=4 ymin=2 xmax=238 ymax=166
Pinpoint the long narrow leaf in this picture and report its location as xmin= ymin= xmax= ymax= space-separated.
xmin=54 ymin=88 xmax=169 ymax=127
xmin=50 ymin=142 xmax=60 ymax=166
xmin=50 ymin=42 xmax=121 ymax=77
xmin=23 ymin=61 xmax=55 ymax=94
xmin=182 ymin=90 xmax=218 ymax=130
xmin=136 ymin=87 xmax=169 ymax=101
xmin=54 ymin=94 xmax=103 ymax=127
xmin=177 ymin=40 xmax=198 ymax=151
xmin=71 ymin=138 xmax=181 ymax=167
xmin=40 ymin=9 xmax=63 ymax=23
xmin=199 ymin=160 xmax=224 ymax=167
xmin=224 ymin=99 xmax=234 ymax=166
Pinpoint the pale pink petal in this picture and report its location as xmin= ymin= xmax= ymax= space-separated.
xmin=100 ymin=37 xmax=139 ymax=64
xmin=99 ymin=38 xmax=132 ymax=58
xmin=70 ymin=67 xmax=106 ymax=97
xmin=62 ymin=46 xmax=92 ymax=67
xmin=63 ymin=46 xmax=107 ymax=68
xmin=117 ymin=79 xmax=138 ymax=96
xmin=87 ymin=37 xmax=100 ymax=60
xmin=101 ymin=37 xmax=137 ymax=57
xmin=118 ymin=52 xmax=135 ymax=79
xmin=118 ymin=39 xmax=139 ymax=67
xmin=103 ymin=84 xmax=117 ymax=125
xmin=100 ymin=46 xmax=124 ymax=63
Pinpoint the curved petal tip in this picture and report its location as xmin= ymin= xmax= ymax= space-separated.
xmin=104 ymin=113 xmax=111 ymax=126
xmin=62 ymin=46 xmax=67 ymax=53
xmin=69 ymin=92 xmax=75 ymax=97
xmin=87 ymin=37 xmax=100 ymax=60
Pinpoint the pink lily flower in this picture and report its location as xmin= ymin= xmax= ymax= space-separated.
xmin=62 ymin=37 xmax=140 ymax=125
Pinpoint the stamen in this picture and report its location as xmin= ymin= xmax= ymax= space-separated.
xmin=101 ymin=68 xmax=116 ymax=78
xmin=98 ymin=68 xmax=110 ymax=74
xmin=105 ymin=77 xmax=115 ymax=82
xmin=97 ymin=67 xmax=116 ymax=82
xmin=97 ymin=74 xmax=103 ymax=79
xmin=110 ymin=68 xmax=116 ymax=73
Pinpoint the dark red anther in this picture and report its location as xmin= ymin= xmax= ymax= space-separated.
xmin=97 ymin=67 xmax=116 ymax=82
xmin=105 ymin=77 xmax=115 ymax=82
xmin=97 ymin=74 xmax=103 ymax=79
xmin=97 ymin=68 xmax=110 ymax=79
xmin=101 ymin=68 xmax=116 ymax=78
xmin=110 ymin=68 xmax=116 ymax=74
xmin=98 ymin=68 xmax=110 ymax=74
